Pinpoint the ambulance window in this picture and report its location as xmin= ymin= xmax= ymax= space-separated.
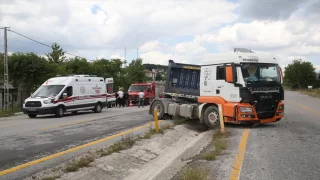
xmin=66 ymin=86 xmax=73 ymax=97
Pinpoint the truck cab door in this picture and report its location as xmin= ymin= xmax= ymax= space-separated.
xmin=200 ymin=66 xmax=214 ymax=96
xmin=215 ymin=65 xmax=241 ymax=102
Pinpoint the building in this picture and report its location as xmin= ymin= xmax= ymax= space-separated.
xmin=145 ymin=69 xmax=156 ymax=81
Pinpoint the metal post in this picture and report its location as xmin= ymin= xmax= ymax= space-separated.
xmin=2 ymin=27 xmax=10 ymax=111
xmin=154 ymin=109 xmax=159 ymax=133
xmin=218 ymin=104 xmax=225 ymax=133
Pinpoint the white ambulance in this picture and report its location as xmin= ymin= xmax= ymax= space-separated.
xmin=23 ymin=75 xmax=107 ymax=118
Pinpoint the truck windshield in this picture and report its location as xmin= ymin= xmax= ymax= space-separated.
xmin=128 ymin=85 xmax=146 ymax=92
xmin=31 ymin=85 xmax=65 ymax=98
xmin=241 ymin=63 xmax=281 ymax=83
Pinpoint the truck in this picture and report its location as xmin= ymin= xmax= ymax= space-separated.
xmin=149 ymin=52 xmax=285 ymax=128
xmin=128 ymin=82 xmax=165 ymax=105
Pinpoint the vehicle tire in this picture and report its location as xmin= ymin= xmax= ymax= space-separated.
xmin=28 ymin=114 xmax=37 ymax=118
xmin=203 ymin=105 xmax=220 ymax=129
xmin=55 ymin=106 xmax=64 ymax=117
xmin=94 ymin=103 xmax=102 ymax=113
xmin=151 ymin=100 xmax=165 ymax=120
xmin=144 ymin=98 xmax=149 ymax=105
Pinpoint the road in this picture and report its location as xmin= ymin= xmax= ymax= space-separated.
xmin=0 ymin=106 xmax=152 ymax=178
xmin=238 ymin=91 xmax=320 ymax=180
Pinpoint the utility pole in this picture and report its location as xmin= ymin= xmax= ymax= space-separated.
xmin=1 ymin=27 xmax=10 ymax=111
xmin=124 ymin=47 xmax=126 ymax=62
xmin=137 ymin=48 xmax=139 ymax=59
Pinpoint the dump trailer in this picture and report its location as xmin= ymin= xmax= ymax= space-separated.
xmin=149 ymin=52 xmax=285 ymax=128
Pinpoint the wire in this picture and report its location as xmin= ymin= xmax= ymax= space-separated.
xmin=7 ymin=29 xmax=86 ymax=59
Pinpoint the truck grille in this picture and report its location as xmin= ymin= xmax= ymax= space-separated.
xmin=130 ymin=95 xmax=138 ymax=100
xmin=254 ymin=102 xmax=277 ymax=119
xmin=25 ymin=101 xmax=42 ymax=107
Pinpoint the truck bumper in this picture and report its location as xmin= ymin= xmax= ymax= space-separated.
xmin=234 ymin=102 xmax=284 ymax=124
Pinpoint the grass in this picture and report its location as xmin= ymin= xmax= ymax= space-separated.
xmin=41 ymin=174 xmax=61 ymax=180
xmin=97 ymin=137 xmax=135 ymax=157
xmin=0 ymin=107 xmax=21 ymax=117
xmin=182 ymin=167 xmax=209 ymax=180
xmin=202 ymin=130 xmax=228 ymax=161
xmin=172 ymin=116 xmax=187 ymax=125
xmin=300 ymin=89 xmax=320 ymax=98
xmin=65 ymin=155 xmax=95 ymax=172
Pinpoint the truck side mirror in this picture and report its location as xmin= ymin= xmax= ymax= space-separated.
xmin=225 ymin=66 xmax=234 ymax=83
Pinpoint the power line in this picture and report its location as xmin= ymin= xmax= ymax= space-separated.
xmin=7 ymin=29 xmax=86 ymax=59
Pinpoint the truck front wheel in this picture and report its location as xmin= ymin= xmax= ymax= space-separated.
xmin=151 ymin=100 xmax=164 ymax=120
xmin=203 ymin=106 xmax=220 ymax=129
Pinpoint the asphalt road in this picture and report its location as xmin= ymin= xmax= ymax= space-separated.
xmin=0 ymin=106 xmax=152 ymax=174
xmin=239 ymin=91 xmax=320 ymax=180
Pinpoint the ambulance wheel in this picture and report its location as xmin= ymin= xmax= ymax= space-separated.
xmin=28 ymin=114 xmax=37 ymax=118
xmin=203 ymin=106 xmax=220 ymax=129
xmin=55 ymin=106 xmax=64 ymax=117
xmin=94 ymin=103 xmax=102 ymax=113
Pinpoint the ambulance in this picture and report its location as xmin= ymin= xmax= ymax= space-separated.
xmin=22 ymin=75 xmax=107 ymax=118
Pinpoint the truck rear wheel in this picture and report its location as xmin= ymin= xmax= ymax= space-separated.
xmin=204 ymin=106 xmax=220 ymax=129
xmin=151 ymin=100 xmax=164 ymax=120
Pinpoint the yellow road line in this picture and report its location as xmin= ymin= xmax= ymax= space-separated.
xmin=39 ymin=120 xmax=92 ymax=130
xmin=287 ymin=99 xmax=320 ymax=115
xmin=0 ymin=120 xmax=163 ymax=176
xmin=229 ymin=129 xmax=250 ymax=180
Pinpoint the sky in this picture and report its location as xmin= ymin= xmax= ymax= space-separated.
xmin=0 ymin=0 xmax=319 ymax=72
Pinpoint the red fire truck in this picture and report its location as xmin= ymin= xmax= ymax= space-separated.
xmin=128 ymin=81 xmax=165 ymax=105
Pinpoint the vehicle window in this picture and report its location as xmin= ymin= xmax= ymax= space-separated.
xmin=241 ymin=63 xmax=280 ymax=83
xmin=217 ymin=66 xmax=226 ymax=80
xmin=31 ymin=85 xmax=65 ymax=98
xmin=128 ymin=85 xmax=146 ymax=92
xmin=66 ymin=86 xmax=73 ymax=97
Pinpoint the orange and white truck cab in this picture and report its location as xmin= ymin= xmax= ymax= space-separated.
xmin=149 ymin=52 xmax=285 ymax=128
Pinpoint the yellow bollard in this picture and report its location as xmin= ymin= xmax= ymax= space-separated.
xmin=218 ymin=104 xmax=225 ymax=133
xmin=154 ymin=109 xmax=159 ymax=133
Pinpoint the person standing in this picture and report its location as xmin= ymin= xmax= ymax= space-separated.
xmin=117 ymin=88 xmax=124 ymax=107
xmin=138 ymin=89 xmax=145 ymax=108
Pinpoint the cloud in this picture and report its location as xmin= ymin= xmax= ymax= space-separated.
xmin=0 ymin=0 xmax=237 ymax=60
xmin=236 ymin=0 xmax=311 ymax=21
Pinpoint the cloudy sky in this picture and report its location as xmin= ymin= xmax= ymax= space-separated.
xmin=0 ymin=0 xmax=319 ymax=71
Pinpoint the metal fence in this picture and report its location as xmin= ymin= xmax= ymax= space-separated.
xmin=0 ymin=91 xmax=30 ymax=113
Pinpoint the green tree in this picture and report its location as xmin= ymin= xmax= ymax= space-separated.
xmin=284 ymin=59 xmax=317 ymax=89
xmin=125 ymin=58 xmax=148 ymax=88
xmin=8 ymin=52 xmax=53 ymax=92
xmin=155 ymin=72 xmax=162 ymax=81
xmin=65 ymin=57 xmax=91 ymax=74
xmin=46 ymin=42 xmax=66 ymax=64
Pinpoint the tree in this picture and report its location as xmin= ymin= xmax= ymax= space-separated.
xmin=65 ymin=57 xmax=91 ymax=74
xmin=46 ymin=42 xmax=66 ymax=64
xmin=155 ymin=72 xmax=162 ymax=81
xmin=125 ymin=58 xmax=148 ymax=88
xmin=8 ymin=52 xmax=54 ymax=102
xmin=284 ymin=59 xmax=317 ymax=89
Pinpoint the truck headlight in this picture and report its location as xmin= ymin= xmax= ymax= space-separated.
xmin=278 ymin=104 xmax=284 ymax=111
xmin=239 ymin=107 xmax=253 ymax=113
